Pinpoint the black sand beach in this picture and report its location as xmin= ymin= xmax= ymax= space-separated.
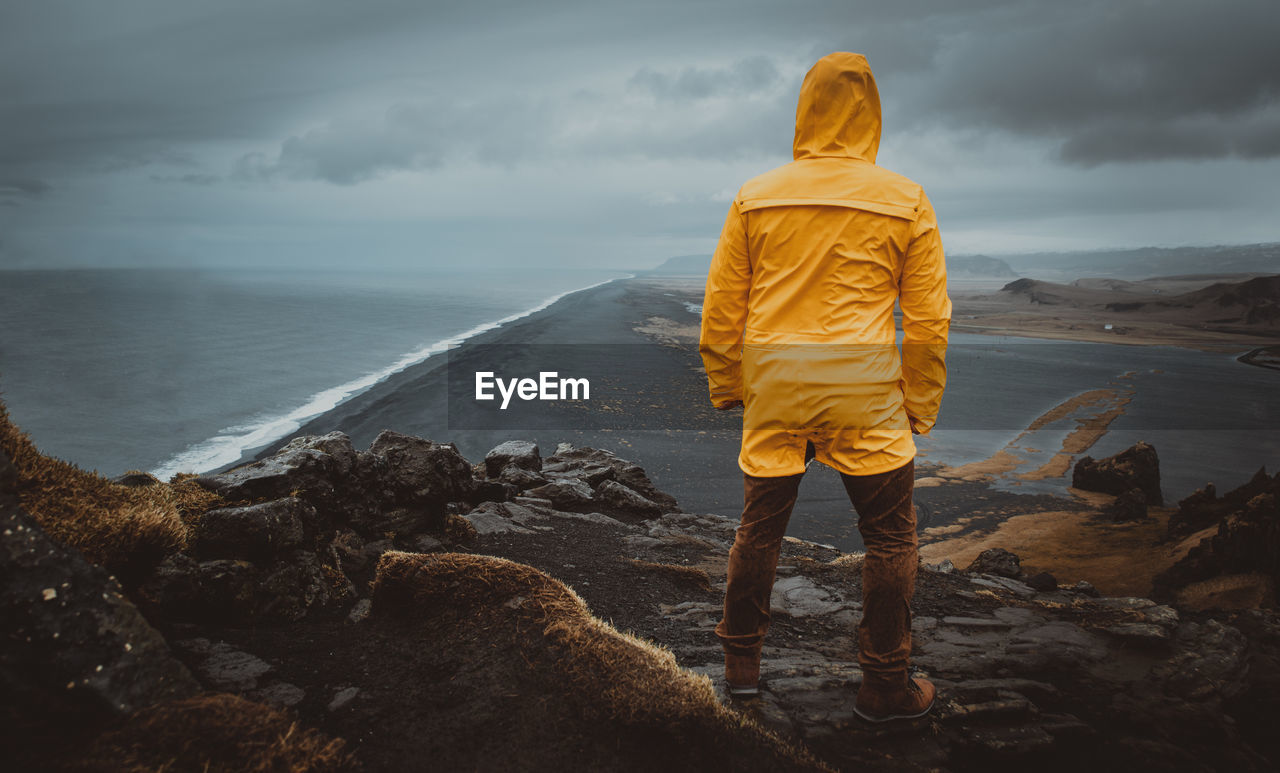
xmin=228 ymin=277 xmax=1075 ymax=552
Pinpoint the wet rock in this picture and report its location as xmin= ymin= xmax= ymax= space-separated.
xmin=484 ymin=440 xmax=541 ymax=478
xmin=1072 ymin=441 xmax=1163 ymax=505
xmin=546 ymin=444 xmax=679 ymax=511
xmin=196 ymin=431 xmax=358 ymax=517
xmin=924 ymin=558 xmax=956 ymax=574
xmin=967 ymin=547 xmax=1022 ymax=578
xmin=497 ymin=465 xmax=547 ymax=491
xmin=525 ymin=479 xmax=595 ymax=510
xmin=1103 ymin=487 xmax=1149 ymax=522
xmin=594 ymin=480 xmax=665 ymax=519
xmin=189 ymin=497 xmax=308 ymax=561
xmin=769 ymin=576 xmax=851 ymax=618
xmin=1 ymin=491 xmax=200 ymax=719
xmin=461 ymin=501 xmax=546 ymax=535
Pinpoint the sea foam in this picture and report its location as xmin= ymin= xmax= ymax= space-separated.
xmin=149 ymin=276 xmax=624 ymax=480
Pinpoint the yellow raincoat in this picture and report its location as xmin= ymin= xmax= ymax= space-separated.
xmin=700 ymin=52 xmax=951 ymax=477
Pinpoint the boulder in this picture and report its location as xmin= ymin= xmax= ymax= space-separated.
xmin=1072 ymin=441 xmax=1163 ymax=505
xmin=595 ymin=480 xmax=665 ymax=519
xmin=498 ymin=465 xmax=548 ymax=491
xmin=194 ymin=431 xmax=358 ymax=516
xmin=189 ymin=497 xmax=309 ymax=561
xmin=545 ymin=445 xmax=679 ymax=511
xmin=484 ymin=440 xmax=541 ymax=478
xmin=1103 ymin=487 xmax=1149 ymax=522
xmin=525 ymin=479 xmax=595 ymax=511
xmin=967 ymin=548 xmax=1023 ymax=578
xmin=364 ymin=430 xmax=477 ymax=514
xmin=1 ymin=481 xmax=200 ymax=721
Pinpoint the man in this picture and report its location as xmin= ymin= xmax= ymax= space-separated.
xmin=699 ymin=52 xmax=950 ymax=723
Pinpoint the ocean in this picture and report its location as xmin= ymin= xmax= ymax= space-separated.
xmin=1 ymin=268 xmax=1276 ymax=514
xmin=0 ymin=267 xmax=623 ymax=479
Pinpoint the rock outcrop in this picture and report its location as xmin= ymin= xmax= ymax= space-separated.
xmin=1102 ymin=486 xmax=1150 ymax=522
xmin=1154 ymin=468 xmax=1280 ymax=609
xmin=141 ymin=434 xmax=677 ymax=625
xmin=7 ymin=423 xmax=1280 ymax=772
xmin=1 ymin=451 xmax=200 ymax=724
xmin=1072 ymin=441 xmax=1163 ymax=505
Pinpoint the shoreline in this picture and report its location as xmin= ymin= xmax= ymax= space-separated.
xmin=193 ymin=274 xmax=1276 ymax=552
xmin=151 ymin=274 xmax=628 ymax=480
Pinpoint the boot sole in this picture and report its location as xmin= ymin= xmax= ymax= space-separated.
xmin=852 ymin=700 xmax=934 ymax=723
xmin=727 ymin=683 xmax=760 ymax=697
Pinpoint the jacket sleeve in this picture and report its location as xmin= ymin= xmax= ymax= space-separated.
xmin=699 ymin=197 xmax=752 ymax=408
xmin=898 ymin=189 xmax=952 ymax=434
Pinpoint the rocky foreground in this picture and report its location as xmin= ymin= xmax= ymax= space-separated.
xmin=3 ymin=427 xmax=1280 ymax=772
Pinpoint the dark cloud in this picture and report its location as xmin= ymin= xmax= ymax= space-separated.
xmin=627 ymin=57 xmax=781 ymax=101
xmin=1 ymin=0 xmax=1278 ymax=269
xmin=236 ymin=60 xmax=795 ymax=185
xmin=0 ymin=179 xmax=51 ymax=197
xmin=912 ymin=0 xmax=1280 ymax=164
xmin=150 ymin=173 xmax=221 ymax=186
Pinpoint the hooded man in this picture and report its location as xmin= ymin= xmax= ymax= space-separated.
xmin=699 ymin=52 xmax=951 ymax=722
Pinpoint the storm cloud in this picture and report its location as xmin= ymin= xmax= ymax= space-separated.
xmin=1 ymin=0 xmax=1278 ymax=269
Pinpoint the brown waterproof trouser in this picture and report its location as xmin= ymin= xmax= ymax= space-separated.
xmin=714 ymin=457 xmax=918 ymax=680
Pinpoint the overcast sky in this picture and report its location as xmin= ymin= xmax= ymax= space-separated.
xmin=2 ymin=0 xmax=1279 ymax=271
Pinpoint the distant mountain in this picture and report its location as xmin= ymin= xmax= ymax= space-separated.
xmin=996 ymin=243 xmax=1280 ymax=281
xmin=1114 ymin=274 xmax=1280 ymax=324
xmin=999 ymin=273 xmax=1280 ymax=326
xmin=947 ymin=254 xmax=1018 ymax=277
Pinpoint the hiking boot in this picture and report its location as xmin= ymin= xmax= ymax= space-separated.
xmin=725 ymin=652 xmax=760 ymax=696
xmin=854 ymin=674 xmax=935 ymax=722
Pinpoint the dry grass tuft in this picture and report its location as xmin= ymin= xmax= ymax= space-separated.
xmin=372 ymin=551 xmax=828 ymax=770
xmin=80 ymin=693 xmax=355 ymax=772
xmin=623 ymin=557 xmax=713 ymax=591
xmin=443 ymin=512 xmax=477 ymax=544
xmin=0 ymin=396 xmax=225 ymax=581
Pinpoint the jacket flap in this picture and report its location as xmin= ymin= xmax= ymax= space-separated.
xmin=738 ymin=196 xmax=917 ymax=220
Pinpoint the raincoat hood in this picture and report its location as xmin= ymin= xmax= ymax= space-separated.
xmin=792 ymin=52 xmax=881 ymax=162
